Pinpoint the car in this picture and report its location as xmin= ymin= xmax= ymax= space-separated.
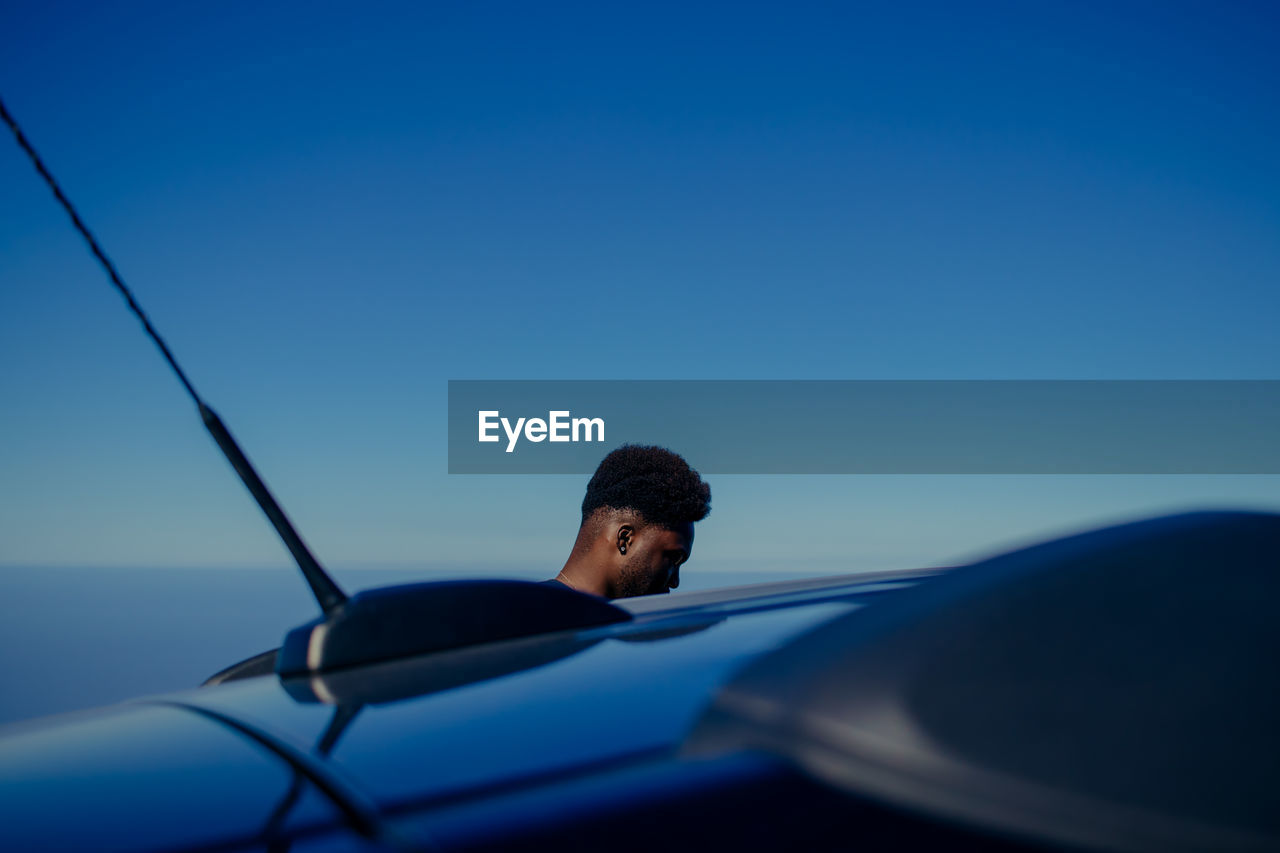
xmin=2 ymin=508 xmax=1276 ymax=852
xmin=3 ymin=95 xmax=1276 ymax=853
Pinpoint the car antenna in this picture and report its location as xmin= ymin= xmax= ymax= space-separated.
xmin=1 ymin=95 xmax=347 ymax=615
xmin=6 ymin=95 xmax=631 ymax=675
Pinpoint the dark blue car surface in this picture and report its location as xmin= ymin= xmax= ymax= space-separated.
xmin=2 ymin=510 xmax=1277 ymax=852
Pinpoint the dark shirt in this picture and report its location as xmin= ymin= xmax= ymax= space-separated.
xmin=541 ymin=578 xmax=572 ymax=589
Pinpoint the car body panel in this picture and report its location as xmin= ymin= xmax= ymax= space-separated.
xmin=0 ymin=576 xmax=915 ymax=851
xmin=0 ymin=704 xmax=347 ymax=851
xmin=4 ymin=513 xmax=1278 ymax=852
xmin=171 ymin=600 xmax=861 ymax=809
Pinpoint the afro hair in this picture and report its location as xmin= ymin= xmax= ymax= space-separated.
xmin=581 ymin=445 xmax=711 ymax=531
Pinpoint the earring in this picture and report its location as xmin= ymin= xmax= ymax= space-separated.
xmin=619 ymin=544 xmax=627 ymax=555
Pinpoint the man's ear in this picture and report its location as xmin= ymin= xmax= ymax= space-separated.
xmin=616 ymin=524 xmax=633 ymax=556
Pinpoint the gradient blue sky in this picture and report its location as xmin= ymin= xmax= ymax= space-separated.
xmin=2 ymin=1 xmax=1277 ymax=578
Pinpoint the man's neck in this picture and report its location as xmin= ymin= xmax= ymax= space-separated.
xmin=556 ymin=561 xmax=608 ymax=597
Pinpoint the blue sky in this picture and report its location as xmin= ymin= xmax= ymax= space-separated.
xmin=1 ymin=1 xmax=1277 ymax=578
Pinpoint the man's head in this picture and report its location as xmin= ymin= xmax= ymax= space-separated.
xmin=560 ymin=445 xmax=710 ymax=599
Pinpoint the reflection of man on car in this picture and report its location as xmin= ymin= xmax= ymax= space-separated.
xmin=547 ymin=445 xmax=711 ymax=599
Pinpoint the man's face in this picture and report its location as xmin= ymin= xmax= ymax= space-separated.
xmin=614 ymin=521 xmax=694 ymax=598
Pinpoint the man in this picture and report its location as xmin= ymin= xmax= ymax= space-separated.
xmin=548 ymin=445 xmax=711 ymax=599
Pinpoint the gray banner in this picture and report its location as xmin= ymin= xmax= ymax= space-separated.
xmin=447 ymin=381 xmax=1280 ymax=474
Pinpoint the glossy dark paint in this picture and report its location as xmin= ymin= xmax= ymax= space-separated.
xmin=0 ymin=704 xmax=349 ymax=851
xmin=189 ymin=602 xmax=862 ymax=808
xmin=0 ymin=572 xmax=914 ymax=851
xmin=4 ymin=513 xmax=1276 ymax=852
